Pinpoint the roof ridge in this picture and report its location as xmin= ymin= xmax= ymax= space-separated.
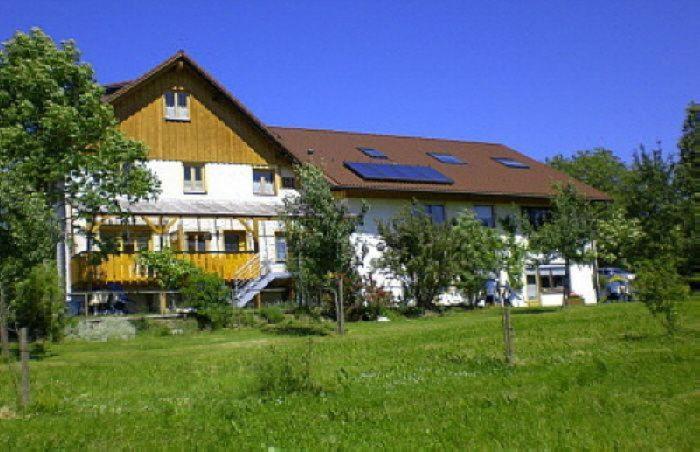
xmin=270 ymin=125 xmax=506 ymax=147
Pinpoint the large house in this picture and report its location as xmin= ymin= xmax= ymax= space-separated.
xmin=65 ymin=51 xmax=608 ymax=314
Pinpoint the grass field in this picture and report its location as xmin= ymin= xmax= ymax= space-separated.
xmin=1 ymin=301 xmax=698 ymax=450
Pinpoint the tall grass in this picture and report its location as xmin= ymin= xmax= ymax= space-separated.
xmin=0 ymin=300 xmax=697 ymax=449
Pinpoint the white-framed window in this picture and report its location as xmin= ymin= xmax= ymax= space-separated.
xmin=164 ymin=91 xmax=190 ymax=120
xmin=473 ymin=205 xmax=495 ymax=228
xmin=183 ymin=163 xmax=205 ymax=193
xmin=424 ymin=204 xmax=446 ymax=224
xmin=275 ymin=233 xmax=287 ymax=262
xmin=253 ymin=169 xmax=276 ymax=196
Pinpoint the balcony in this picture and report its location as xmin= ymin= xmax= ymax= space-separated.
xmin=71 ymin=251 xmax=260 ymax=286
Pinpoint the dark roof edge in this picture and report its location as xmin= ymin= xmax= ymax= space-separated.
xmin=330 ymin=184 xmax=610 ymax=202
xmin=269 ymin=125 xmax=506 ymax=147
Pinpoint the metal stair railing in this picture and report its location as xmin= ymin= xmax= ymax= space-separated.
xmin=232 ymin=254 xmax=265 ymax=305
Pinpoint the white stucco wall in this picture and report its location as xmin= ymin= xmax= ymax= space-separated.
xmin=147 ymin=160 xmax=296 ymax=201
xmin=345 ymin=197 xmax=597 ymax=306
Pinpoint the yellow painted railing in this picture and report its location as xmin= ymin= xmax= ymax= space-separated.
xmin=71 ymin=252 xmax=260 ymax=285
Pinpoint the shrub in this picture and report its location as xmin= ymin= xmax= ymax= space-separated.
xmin=65 ymin=317 xmax=136 ymax=342
xmin=259 ymin=306 xmax=285 ymax=324
xmin=12 ymin=261 xmax=65 ymax=341
xmin=634 ymin=260 xmax=689 ymax=334
xmin=180 ymin=272 xmax=231 ymax=329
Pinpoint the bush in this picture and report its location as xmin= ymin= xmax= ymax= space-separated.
xmin=12 ymin=261 xmax=65 ymax=341
xmin=65 ymin=317 xmax=136 ymax=342
xmin=253 ymin=341 xmax=322 ymax=395
xmin=634 ymin=260 xmax=689 ymax=334
xmin=180 ymin=272 xmax=231 ymax=329
xmin=259 ymin=306 xmax=285 ymax=324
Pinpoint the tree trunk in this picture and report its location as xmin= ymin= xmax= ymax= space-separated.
xmin=563 ymin=257 xmax=571 ymax=307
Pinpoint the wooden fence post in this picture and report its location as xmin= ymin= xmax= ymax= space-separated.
xmin=337 ymin=275 xmax=345 ymax=335
xmin=19 ymin=327 xmax=30 ymax=408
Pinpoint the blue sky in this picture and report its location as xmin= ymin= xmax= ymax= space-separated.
xmin=2 ymin=0 xmax=697 ymax=162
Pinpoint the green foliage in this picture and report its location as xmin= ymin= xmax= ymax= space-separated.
xmin=282 ymin=164 xmax=365 ymax=306
xmin=0 ymin=28 xmax=158 ymax=208
xmin=529 ymin=184 xmax=598 ymax=303
xmin=0 ymin=29 xmax=159 ymax=326
xmin=377 ymin=203 xmax=455 ymax=309
xmin=12 ymin=261 xmax=64 ymax=341
xmin=0 ymin=179 xmax=58 ymax=285
xmin=138 ymin=248 xmax=199 ymax=290
xmin=180 ymin=271 xmax=230 ymax=329
xmin=547 ymin=148 xmax=627 ymax=199
xmin=451 ymin=211 xmax=501 ymax=298
xmin=595 ymin=205 xmax=645 ymax=267
xmin=138 ymin=249 xmax=231 ymax=329
xmin=619 ymin=146 xmax=690 ymax=270
xmin=634 ymin=260 xmax=689 ymax=334
xmin=258 ymin=306 xmax=285 ymax=324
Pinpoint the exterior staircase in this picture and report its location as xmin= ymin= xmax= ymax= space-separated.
xmin=232 ymin=255 xmax=291 ymax=307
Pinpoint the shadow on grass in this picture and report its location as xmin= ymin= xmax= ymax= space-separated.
xmin=512 ymin=307 xmax=559 ymax=315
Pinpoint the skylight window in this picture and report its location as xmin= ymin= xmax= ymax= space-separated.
xmin=492 ymin=157 xmax=530 ymax=169
xmin=358 ymin=147 xmax=388 ymax=159
xmin=427 ymin=152 xmax=464 ymax=164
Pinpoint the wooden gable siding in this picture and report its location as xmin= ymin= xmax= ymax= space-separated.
xmin=111 ymin=66 xmax=281 ymax=165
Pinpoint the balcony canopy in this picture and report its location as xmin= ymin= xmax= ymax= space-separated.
xmin=118 ymin=198 xmax=283 ymax=217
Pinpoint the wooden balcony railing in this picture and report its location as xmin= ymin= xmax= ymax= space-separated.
xmin=71 ymin=252 xmax=260 ymax=286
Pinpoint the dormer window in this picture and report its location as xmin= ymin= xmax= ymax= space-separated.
xmin=164 ymin=91 xmax=190 ymax=121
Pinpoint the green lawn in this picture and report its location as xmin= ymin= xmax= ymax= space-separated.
xmin=1 ymin=301 xmax=698 ymax=450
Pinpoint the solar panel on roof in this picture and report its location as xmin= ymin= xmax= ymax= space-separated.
xmin=492 ymin=157 xmax=530 ymax=169
xmin=344 ymin=162 xmax=453 ymax=184
xmin=427 ymin=152 xmax=465 ymax=164
xmin=358 ymin=147 xmax=388 ymax=159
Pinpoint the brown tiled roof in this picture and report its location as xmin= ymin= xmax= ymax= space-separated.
xmin=104 ymin=51 xmax=608 ymax=202
xmin=270 ymin=126 xmax=610 ymax=201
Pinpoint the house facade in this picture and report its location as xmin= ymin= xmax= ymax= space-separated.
xmin=65 ymin=52 xmax=608 ymax=314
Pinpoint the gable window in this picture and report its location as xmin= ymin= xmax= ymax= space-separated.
xmin=424 ymin=204 xmax=446 ymax=224
xmin=473 ymin=205 xmax=495 ymax=227
xmin=275 ymin=233 xmax=287 ymax=262
xmin=183 ymin=164 xmax=205 ymax=193
xmin=164 ymin=91 xmax=190 ymax=120
xmin=253 ymin=169 xmax=275 ymax=196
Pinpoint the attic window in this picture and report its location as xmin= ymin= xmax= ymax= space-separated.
xmin=358 ymin=147 xmax=388 ymax=159
xmin=492 ymin=157 xmax=530 ymax=169
xmin=427 ymin=152 xmax=464 ymax=164
xmin=164 ymin=91 xmax=190 ymax=121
